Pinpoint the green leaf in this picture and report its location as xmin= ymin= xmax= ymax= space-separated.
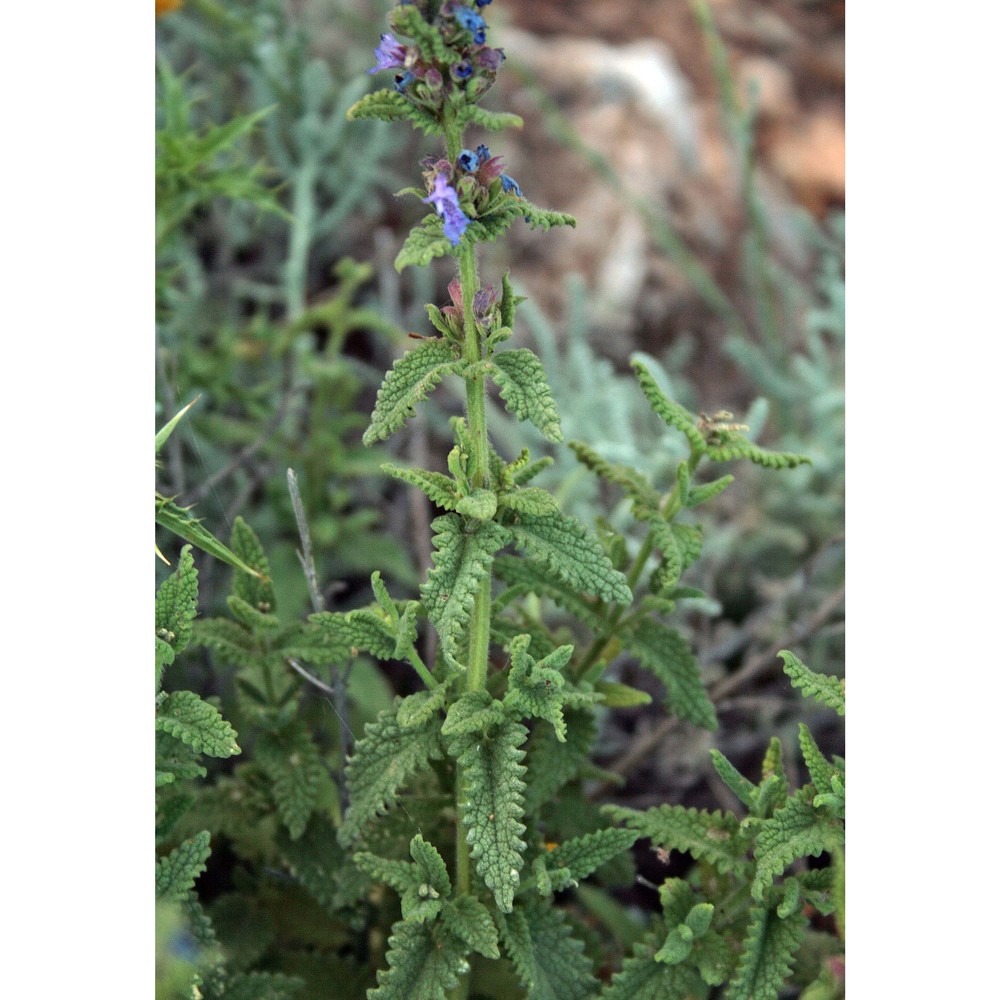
xmin=346 ymin=89 xmax=442 ymax=135
xmin=397 ymin=682 xmax=452 ymax=729
xmin=369 ymin=919 xmax=467 ymax=1000
xmin=421 ymin=514 xmax=508 ymax=668
xmin=155 ymin=691 xmax=240 ymax=758
xmin=488 ymin=348 xmax=563 ymax=442
xmin=309 ymin=608 xmax=397 ymax=661
xmin=257 ymin=724 xmax=328 ymax=840
xmin=441 ymin=896 xmax=501 ymax=959
xmin=156 ymin=831 xmax=211 ymax=901
xmin=497 ymin=486 xmax=561 ymax=517
xmin=567 ymin=441 xmax=658 ymax=507
xmin=503 ymin=635 xmax=574 ymax=741
xmin=155 ymin=545 xmax=199 ymax=671
xmin=523 ymin=709 xmax=597 ymax=815
xmin=709 ymin=749 xmax=758 ymax=809
xmin=340 ymin=704 xmax=443 ymax=844
xmin=230 ymin=517 xmax=276 ymax=611
xmin=382 ymin=463 xmax=461 ymax=510
xmin=541 ymin=828 xmax=639 ymax=890
xmin=724 ymin=906 xmax=808 ymax=1000
xmin=395 ymin=213 xmax=460 ymax=271
xmin=364 ymin=339 xmax=463 ymax=445
xmin=632 ymin=361 xmax=705 ymax=452
xmin=456 ymin=488 xmax=498 ymax=520
xmin=779 ymin=651 xmax=845 ymax=715
xmin=155 ymin=730 xmax=207 ymax=785
xmin=456 ymin=105 xmax=525 ymax=131
xmin=448 ymin=719 xmax=528 ymax=913
xmin=221 ymin=972 xmax=305 ymax=1000
xmin=494 ymin=556 xmax=607 ymax=632
xmin=498 ymin=899 xmax=598 ymax=1000
xmin=225 ymin=594 xmax=281 ymax=632
xmin=505 ymin=511 xmax=631 ymax=604
xmin=355 ymin=834 xmax=452 ymax=924
xmin=686 ymin=474 xmax=734 ymax=508
xmin=752 ymin=789 xmax=843 ymax=901
xmin=603 ymin=804 xmax=752 ymax=877
xmin=602 ymin=931 xmax=708 ymax=999
xmin=595 ymin=680 xmax=653 ymax=708
xmin=442 ymin=690 xmax=508 ymax=738
xmin=798 ymin=724 xmax=840 ymax=798
xmin=704 ymin=434 xmax=810 ymax=469
xmin=624 ymin=622 xmax=717 ymax=730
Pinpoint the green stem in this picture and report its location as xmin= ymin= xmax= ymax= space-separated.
xmin=574 ymin=452 xmax=704 ymax=680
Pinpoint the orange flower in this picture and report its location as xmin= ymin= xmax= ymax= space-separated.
xmin=155 ymin=0 xmax=183 ymax=17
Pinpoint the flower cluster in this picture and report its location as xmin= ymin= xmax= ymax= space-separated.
xmin=368 ymin=2 xmax=506 ymax=107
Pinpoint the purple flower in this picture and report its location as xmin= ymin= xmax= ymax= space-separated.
xmin=422 ymin=173 xmax=470 ymax=246
xmin=369 ymin=33 xmax=406 ymax=74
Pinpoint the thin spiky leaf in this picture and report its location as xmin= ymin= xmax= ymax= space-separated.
xmin=724 ymin=906 xmax=808 ymax=1000
xmin=624 ymin=621 xmax=717 ymax=730
xmin=155 ymin=691 xmax=240 ymax=758
xmin=488 ymin=348 xmax=563 ymax=442
xmin=779 ymin=651 xmax=845 ymax=715
xmin=448 ymin=719 xmax=528 ymax=913
xmin=505 ymin=512 xmax=631 ymax=604
xmin=421 ymin=514 xmax=507 ymax=668
xmin=513 ymin=456 xmax=554 ymax=485
xmin=603 ymin=804 xmax=752 ymax=877
xmin=382 ymin=463 xmax=461 ymax=510
xmin=369 ymin=919 xmax=466 ymax=1000
xmin=498 ymin=900 xmax=599 ymax=1000
xmin=340 ymin=705 xmax=443 ymax=844
xmin=155 ymin=497 xmax=264 ymax=580
xmin=364 ymin=338 xmax=463 ymax=444
xmin=156 ymin=831 xmax=211 ymax=901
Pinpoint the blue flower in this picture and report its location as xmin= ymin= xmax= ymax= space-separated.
xmin=475 ymin=0 xmax=492 ymax=6
xmin=369 ymin=33 xmax=406 ymax=74
xmin=453 ymin=6 xmax=487 ymax=44
xmin=457 ymin=149 xmax=480 ymax=172
xmin=422 ymin=173 xmax=471 ymax=246
xmin=453 ymin=60 xmax=473 ymax=79
xmin=475 ymin=143 xmax=491 ymax=161
xmin=394 ymin=71 xmax=415 ymax=93
xmin=500 ymin=174 xmax=523 ymax=197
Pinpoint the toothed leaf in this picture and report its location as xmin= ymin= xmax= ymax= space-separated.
xmin=488 ymin=348 xmax=563 ymax=442
xmin=155 ymin=691 xmax=240 ymax=758
xmin=779 ymin=651 xmax=844 ymax=715
xmin=156 ymin=831 xmax=211 ymax=901
xmin=382 ymin=463 xmax=461 ymax=510
xmin=369 ymin=919 xmax=467 ymax=1000
xmin=364 ymin=338 xmax=463 ymax=444
xmin=447 ymin=719 xmax=528 ymax=913
xmin=505 ymin=511 xmax=631 ymax=604
xmin=724 ymin=906 xmax=808 ymax=1000
xmin=421 ymin=514 xmax=507 ymax=668
xmin=155 ymin=545 xmax=199 ymax=669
